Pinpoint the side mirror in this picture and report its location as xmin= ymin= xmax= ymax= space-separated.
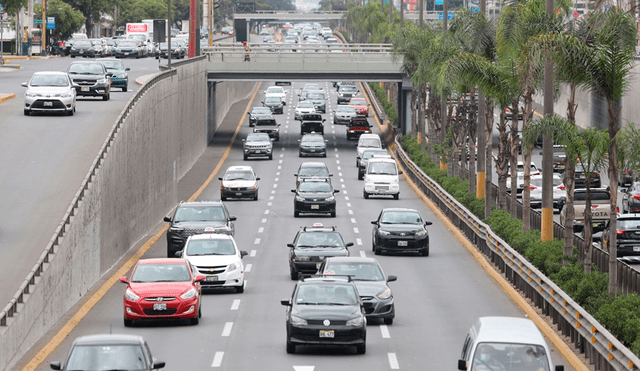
xmin=554 ymin=366 xmax=564 ymax=371
xmin=334 ymin=190 xmax=340 ymax=193
xmin=50 ymin=361 xmax=62 ymax=370
xmin=240 ymin=250 xmax=248 ymax=258
xmin=256 ymin=177 xmax=261 ymax=181
xmin=21 ymin=82 xmax=28 ymax=87
xmin=539 ymin=151 xmax=543 ymax=155
xmin=195 ymin=274 xmax=206 ymax=282
xmin=229 ymin=216 xmax=237 ymax=221
xmin=322 ymin=119 xmax=326 ymax=122
xmin=287 ymin=243 xmax=295 ymax=248
xmin=106 ymin=72 xmax=114 ymax=77
xmin=125 ymin=67 xmax=131 ymax=71
xmin=371 ymin=221 xmax=377 ymax=224
xmin=329 ymin=174 xmax=333 ymax=177
xmin=387 ymin=275 xmax=397 ymax=282
xmin=294 ymin=173 xmax=298 ymax=176
xmin=163 ymin=216 xmax=172 ymax=223
xmin=174 ymin=251 xmax=183 ymax=257
xmin=119 ymin=276 xmax=128 ymax=284
xmin=398 ymin=171 xmax=404 ymax=175
xmin=425 ymin=221 xmax=433 ymax=226
xmin=346 ymin=242 xmax=354 ymax=247
xmin=458 ymin=359 xmax=467 ymax=370
xmin=218 ymin=177 xmax=223 ymax=181
xmin=261 ymin=101 xmax=265 ymax=105
xmin=281 ymin=299 xmax=291 ymax=306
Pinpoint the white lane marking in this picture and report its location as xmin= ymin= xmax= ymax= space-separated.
xmin=244 ymin=280 xmax=248 ymax=289
xmin=388 ymin=353 xmax=399 ymax=369
xmin=293 ymin=367 xmax=315 ymax=371
xmin=340 ymin=178 xmax=344 ymax=183
xmin=269 ymin=196 xmax=274 ymax=200
xmin=245 ymin=264 xmax=252 ymax=272
xmin=230 ymin=299 xmax=240 ymax=310
xmin=282 ymin=147 xmax=285 ymax=151
xmin=276 ymin=172 xmax=280 ymax=176
xmin=273 ymin=184 xmax=278 ymax=188
xmin=341 ymin=184 xmax=345 ymax=188
xmin=221 ymin=322 xmax=233 ymax=337
xmin=254 ymin=238 xmax=261 ymax=244
xmin=347 ymin=203 xmax=352 ymax=207
xmin=343 ymin=190 xmax=348 ymax=194
xmin=275 ymin=178 xmax=279 ymax=182
xmin=336 ymin=160 xmax=340 ymax=164
xmin=250 ymin=250 xmax=257 ymax=257
xmin=351 ymin=218 xmax=357 ymax=224
xmin=345 ymin=196 xmax=350 ymax=200
xmin=338 ymin=172 xmax=342 ymax=177
xmin=271 ymin=190 xmax=276 ymax=194
xmin=337 ymin=166 xmax=341 ymax=170
xmin=335 ymin=153 xmax=339 ymax=158
xmin=356 ymin=238 xmax=363 ymax=246
xmin=211 ymin=352 xmax=224 ymax=367
xmin=278 ymin=165 xmax=282 ymax=169
xmin=262 ymin=218 xmax=267 ymax=223
xmin=258 ymin=227 xmax=264 ymax=233
xmin=359 ymin=250 xmax=366 ymax=257
xmin=354 ymin=227 xmax=359 ymax=233
xmin=348 ymin=210 xmax=353 ymax=215
xmin=280 ymin=154 xmax=284 ymax=158
xmin=380 ymin=325 xmax=391 ymax=338
xmin=264 ymin=209 xmax=270 ymax=214
xmin=334 ymin=148 xmax=338 ymax=151
xmin=279 ymin=160 xmax=283 ymax=164
xmin=285 ymin=125 xmax=289 ymax=129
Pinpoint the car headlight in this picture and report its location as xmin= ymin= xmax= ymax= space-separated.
xmin=346 ymin=316 xmax=365 ymax=326
xmin=325 ymin=196 xmax=335 ymax=202
xmin=180 ymin=287 xmax=197 ymax=300
xmin=379 ymin=230 xmax=390 ymax=236
xmin=377 ymin=287 xmax=392 ymax=300
xmin=125 ymin=289 xmax=140 ymax=301
xmin=60 ymin=92 xmax=72 ymax=98
xmin=339 ymin=93 xmax=344 ymax=97
xmin=295 ymin=196 xmax=305 ymax=202
xmin=415 ymin=229 xmax=427 ymax=237
xmin=290 ymin=315 xmax=308 ymax=326
xmin=227 ymin=263 xmax=238 ymax=272
xmin=118 ymin=74 xmax=127 ymax=78
xmin=97 ymin=78 xmax=109 ymax=84
xmin=25 ymin=90 xmax=37 ymax=97
xmin=169 ymin=227 xmax=184 ymax=232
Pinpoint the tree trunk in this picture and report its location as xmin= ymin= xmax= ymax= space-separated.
xmin=446 ymin=98 xmax=455 ymax=177
xmin=564 ymin=82 xmax=578 ymax=265
xmin=412 ymin=87 xmax=418 ymax=139
xmin=584 ymin=175 xmax=593 ymax=273
xmin=420 ymin=85 xmax=427 ymax=152
xmin=607 ymin=98 xmax=621 ymax=294
xmin=522 ymin=88 xmax=534 ymax=231
xmin=485 ymin=102 xmax=494 ymax=218
xmin=468 ymin=89 xmax=477 ymax=194
xmin=509 ymin=102 xmax=520 ymax=218
xmin=497 ymin=112 xmax=509 ymax=211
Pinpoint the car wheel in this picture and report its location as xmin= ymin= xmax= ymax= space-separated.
xmin=358 ymin=172 xmax=363 ymax=180
xmin=356 ymin=342 xmax=366 ymax=354
xmin=123 ymin=86 xmax=128 ymax=92
xmin=323 ymin=153 xmax=327 ymax=158
xmin=290 ymin=268 xmax=298 ymax=280
xmin=393 ymin=193 xmax=399 ymax=200
xmin=102 ymin=94 xmax=109 ymax=101
xmin=244 ymin=154 xmax=248 ymax=160
xmin=124 ymin=318 xmax=133 ymax=327
xmin=268 ymin=154 xmax=273 ymax=160
xmin=190 ymin=315 xmax=200 ymax=325
xmin=254 ymin=193 xmax=258 ymax=201
xmin=221 ymin=195 xmax=227 ymax=201
xmin=294 ymin=210 xmax=299 ymax=217
xmin=71 ymin=55 xmax=76 ymax=58
xmin=331 ymin=211 xmax=336 ymax=217
xmin=68 ymin=108 xmax=74 ymax=116
xmin=286 ymin=340 xmax=296 ymax=354
xmin=422 ymin=247 xmax=430 ymax=257
xmin=374 ymin=246 xmax=381 ymax=255
xmin=236 ymin=284 xmax=245 ymax=293
xmin=24 ymin=109 xmax=30 ymax=116
xmin=384 ymin=318 xmax=394 ymax=325
xmin=363 ymin=191 xmax=369 ymax=199
xmin=299 ymin=152 xmax=303 ymax=157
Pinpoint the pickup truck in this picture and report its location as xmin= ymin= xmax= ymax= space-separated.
xmin=298 ymin=113 xmax=325 ymax=135
xmin=561 ymin=188 xmax=611 ymax=233
xmin=346 ymin=117 xmax=372 ymax=140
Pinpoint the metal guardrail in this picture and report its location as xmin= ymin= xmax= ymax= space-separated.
xmin=0 ymin=68 xmax=177 ymax=328
xmin=361 ymin=82 xmax=385 ymax=122
xmin=394 ymin=136 xmax=640 ymax=371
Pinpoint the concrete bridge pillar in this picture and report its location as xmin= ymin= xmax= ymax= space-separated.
xmin=399 ymin=75 xmax=413 ymax=135
xmin=207 ymin=81 xmax=217 ymax=143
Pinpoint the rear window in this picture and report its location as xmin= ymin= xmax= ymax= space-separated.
xmin=574 ymin=191 xmax=610 ymax=201
xmin=256 ymin=119 xmax=277 ymax=126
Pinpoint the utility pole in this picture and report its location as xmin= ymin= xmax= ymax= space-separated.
xmin=400 ymin=0 xmax=404 ymax=26
xmin=41 ymin=0 xmax=46 ymax=56
xmin=208 ymin=0 xmax=213 ymax=47
xmin=477 ymin=0 xmax=487 ymax=213
xmin=541 ymin=0 xmax=554 ymax=241
xmin=168 ymin=0 xmax=172 ymax=69
xmin=28 ymin=0 xmax=33 ymax=56
xmin=419 ymin=0 xmax=424 ymax=28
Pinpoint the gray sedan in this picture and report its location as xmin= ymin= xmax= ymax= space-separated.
xmin=333 ymin=105 xmax=357 ymax=125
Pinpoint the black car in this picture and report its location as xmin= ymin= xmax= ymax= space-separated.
xmin=263 ymin=96 xmax=284 ymax=114
xmin=67 ymin=61 xmax=112 ymax=101
xmin=371 ymin=208 xmax=432 ymax=256
xmin=601 ymin=214 xmax=640 ymax=257
xmin=248 ymin=107 xmax=272 ymax=127
xmin=253 ymin=117 xmax=280 ymax=141
xmin=97 ymin=58 xmax=130 ymax=91
xmin=337 ymin=84 xmax=359 ymax=105
xmin=287 ymin=224 xmax=352 ymax=279
xmin=69 ymin=39 xmax=97 ymax=58
xmin=620 ymin=169 xmax=635 ymax=187
xmin=299 ymin=133 xmax=327 ymax=157
xmin=292 ymin=179 xmax=339 ymax=217
xmin=575 ymin=164 xmax=602 ymax=189
xmin=318 ymin=257 xmax=396 ymax=324
xmin=114 ymin=39 xmax=143 ymax=58
xmin=281 ymin=276 xmax=366 ymax=354
xmin=622 ymin=182 xmax=640 ymax=213
xmin=50 ymin=334 xmax=165 ymax=371
xmin=299 ymin=113 xmax=325 ymax=135
xmin=163 ymin=201 xmax=237 ymax=257
xmin=295 ymin=161 xmax=332 ymax=186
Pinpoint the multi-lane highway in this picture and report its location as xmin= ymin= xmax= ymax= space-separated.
xmin=17 ymin=79 xmax=578 ymax=370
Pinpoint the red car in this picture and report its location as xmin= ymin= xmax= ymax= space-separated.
xmin=120 ymin=258 xmax=205 ymax=327
xmin=349 ymin=97 xmax=369 ymax=117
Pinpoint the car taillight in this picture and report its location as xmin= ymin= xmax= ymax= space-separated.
xmin=558 ymin=185 xmax=566 ymax=190
xmin=529 ymin=186 xmax=537 ymax=190
xmin=633 ymin=194 xmax=640 ymax=201
xmin=617 ymin=229 xmax=625 ymax=235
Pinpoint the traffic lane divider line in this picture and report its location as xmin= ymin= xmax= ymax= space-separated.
xmin=394 ymin=152 xmax=590 ymax=371
xmin=21 ymin=82 xmax=263 ymax=371
xmin=0 ymin=93 xmax=16 ymax=104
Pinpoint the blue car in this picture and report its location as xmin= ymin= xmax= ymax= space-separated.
xmin=97 ymin=58 xmax=130 ymax=92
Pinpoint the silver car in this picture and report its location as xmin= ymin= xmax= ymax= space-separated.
xmin=22 ymin=71 xmax=77 ymax=116
xmin=333 ymin=105 xmax=357 ymax=125
xmin=243 ymin=132 xmax=273 ymax=160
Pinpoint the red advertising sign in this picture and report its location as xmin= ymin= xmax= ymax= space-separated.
xmin=127 ymin=24 xmax=148 ymax=33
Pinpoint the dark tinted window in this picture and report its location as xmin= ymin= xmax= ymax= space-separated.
xmin=174 ymin=206 xmax=225 ymax=221
xmin=574 ymin=191 xmax=610 ymax=201
xmin=66 ymin=344 xmax=146 ymax=370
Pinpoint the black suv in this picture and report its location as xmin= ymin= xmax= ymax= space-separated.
xmin=67 ymin=61 xmax=112 ymax=100
xmin=247 ymin=107 xmax=272 ymax=127
xmin=253 ymin=117 xmax=280 ymax=141
xmin=287 ymin=224 xmax=352 ymax=280
xmin=299 ymin=113 xmax=325 ymax=135
xmin=292 ymin=179 xmax=339 ymax=217
xmin=371 ymin=208 xmax=433 ymax=256
xmin=281 ymin=276 xmax=367 ymax=354
xmin=163 ymin=201 xmax=237 ymax=257
xmin=295 ymin=162 xmax=332 ymax=186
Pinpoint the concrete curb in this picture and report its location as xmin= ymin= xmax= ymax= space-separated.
xmin=0 ymin=93 xmax=16 ymax=104
xmin=135 ymin=72 xmax=161 ymax=86
xmin=1 ymin=64 xmax=21 ymax=69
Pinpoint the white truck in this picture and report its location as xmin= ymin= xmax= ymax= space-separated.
xmin=125 ymin=23 xmax=151 ymax=42
xmin=560 ymin=188 xmax=611 ymax=233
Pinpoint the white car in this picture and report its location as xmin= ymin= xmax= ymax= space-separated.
xmin=529 ymin=174 xmax=566 ymax=210
xmin=363 ymin=158 xmax=402 ymax=200
xmin=219 ymin=165 xmax=260 ymax=201
xmin=263 ymin=86 xmax=287 ymax=104
xmin=22 ymin=71 xmax=77 ymax=116
xmin=294 ymin=101 xmax=316 ymax=120
xmin=178 ymin=233 xmax=248 ymax=293
xmin=508 ymin=161 xmax=540 ymax=178
xmin=356 ymin=134 xmax=383 ymax=167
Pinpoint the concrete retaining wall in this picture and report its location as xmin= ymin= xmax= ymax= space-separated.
xmin=0 ymin=58 xmax=257 ymax=370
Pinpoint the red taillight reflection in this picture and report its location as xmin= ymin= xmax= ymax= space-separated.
xmin=558 ymin=185 xmax=566 ymax=190
xmin=617 ymin=229 xmax=625 ymax=235
xmin=529 ymin=186 xmax=537 ymax=190
xmin=633 ymin=194 xmax=640 ymax=201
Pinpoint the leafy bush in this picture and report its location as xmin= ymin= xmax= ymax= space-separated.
xmin=368 ymin=83 xmax=398 ymax=126
xmin=595 ymin=294 xmax=640 ymax=355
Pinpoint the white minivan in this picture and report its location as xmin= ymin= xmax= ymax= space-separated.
xmin=356 ymin=133 xmax=383 ymax=167
xmin=458 ymin=316 xmax=565 ymax=371
xmin=363 ymin=158 xmax=401 ymax=200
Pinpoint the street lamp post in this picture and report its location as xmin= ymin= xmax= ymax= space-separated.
xmin=41 ymin=0 xmax=46 ymax=56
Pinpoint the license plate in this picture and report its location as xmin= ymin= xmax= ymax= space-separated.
xmin=311 ymin=205 xmax=319 ymax=209
xmin=205 ymin=276 xmax=218 ymax=282
xmin=236 ymin=192 xmax=243 ymax=196
xmin=634 ymin=246 xmax=640 ymax=252
xmin=81 ymin=87 xmax=90 ymax=92
xmin=153 ymin=303 xmax=166 ymax=310
xmin=376 ymin=186 xmax=389 ymax=191
xmin=310 ymin=149 xmax=315 ymax=152
xmin=44 ymin=102 xmax=53 ymax=107
xmin=125 ymin=52 xmax=129 ymax=55
xmin=398 ymin=241 xmax=408 ymax=246
xmin=319 ymin=330 xmax=334 ymax=338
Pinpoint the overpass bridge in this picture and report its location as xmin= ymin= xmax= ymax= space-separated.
xmin=233 ymin=10 xmax=456 ymax=22
xmin=204 ymin=43 xmax=412 ymax=132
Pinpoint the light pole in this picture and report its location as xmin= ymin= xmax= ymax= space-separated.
xmin=41 ymin=0 xmax=46 ymax=56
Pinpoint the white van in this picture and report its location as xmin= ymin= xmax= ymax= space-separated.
xmin=363 ymin=158 xmax=401 ymax=200
xmin=458 ymin=317 xmax=564 ymax=371
xmin=356 ymin=133 xmax=382 ymax=167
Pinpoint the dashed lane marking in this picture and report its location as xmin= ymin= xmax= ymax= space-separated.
xmin=258 ymin=227 xmax=264 ymax=233
xmin=356 ymin=238 xmax=362 ymax=245
xmin=254 ymin=238 xmax=261 ymax=244
xmin=230 ymin=300 xmax=240 ymax=310
xmin=221 ymin=322 xmax=233 ymax=337
xmin=250 ymin=250 xmax=257 ymax=257
xmin=388 ymin=353 xmax=399 ymax=369
xmin=211 ymin=352 xmax=224 ymax=367
xmin=351 ymin=218 xmax=357 ymax=224
xmin=245 ymin=264 xmax=252 ymax=272
xmin=359 ymin=251 xmax=366 ymax=257
xmin=261 ymin=218 xmax=267 ymax=223
xmin=348 ymin=210 xmax=353 ymax=215
xmin=354 ymin=227 xmax=359 ymax=233
xmin=264 ymin=209 xmax=270 ymax=214
xmin=380 ymin=325 xmax=390 ymax=338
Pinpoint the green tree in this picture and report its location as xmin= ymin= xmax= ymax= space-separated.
xmin=64 ymin=0 xmax=114 ymax=36
xmin=34 ymin=0 xmax=85 ymax=40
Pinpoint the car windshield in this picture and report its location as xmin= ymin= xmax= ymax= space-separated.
xmin=224 ymin=170 xmax=254 ymax=181
xmin=295 ymin=284 xmax=357 ymax=305
xmin=99 ymin=60 xmax=124 ymax=70
xmin=68 ymin=63 xmax=104 ymax=75
xmin=174 ymin=206 xmax=225 ymax=222
xmin=265 ymin=97 xmax=281 ymax=104
xmin=90 ymin=39 xmax=102 ymax=45
xmin=302 ymin=135 xmax=324 ymax=143
xmin=359 ymin=139 xmax=380 ymax=148
xmin=363 ymin=151 xmax=389 ymax=159
xmin=252 ymin=107 xmax=271 ymax=115
xmin=65 ymin=344 xmax=146 ymax=370
xmin=337 ymin=106 xmax=356 ymax=113
xmin=303 ymin=84 xmax=319 ymax=90
xmin=297 ymin=231 xmax=343 ymax=247
xmin=324 ymin=262 xmax=384 ymax=281
xmin=297 ymin=102 xmax=314 ymax=109
xmin=266 ymin=87 xmax=284 ymax=94
xmin=246 ymin=134 xmax=269 ymax=142
xmin=186 ymin=239 xmax=235 ymax=256
xmin=118 ymin=41 xmax=137 ymax=47
xmin=350 ymin=99 xmax=366 ymax=105
xmin=340 ymin=86 xmax=357 ymax=93
xmin=298 ymin=166 xmax=329 ymax=177
xmin=131 ymin=263 xmax=191 ymax=282
xmin=30 ymin=74 xmax=69 ymax=87
xmin=368 ymin=162 xmax=397 ymax=175
xmin=74 ymin=40 xmax=91 ymax=47
xmin=129 ymin=34 xmax=145 ymax=41
xmin=308 ymin=92 xmax=325 ymax=100
xmin=256 ymin=120 xmax=277 ymax=126
xmin=471 ymin=343 xmax=550 ymax=371
xmin=381 ymin=211 xmax=422 ymax=224
xmin=574 ymin=191 xmax=609 ymax=201
xmin=619 ymin=219 xmax=640 ymax=229
xmin=299 ymin=182 xmax=331 ymax=192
